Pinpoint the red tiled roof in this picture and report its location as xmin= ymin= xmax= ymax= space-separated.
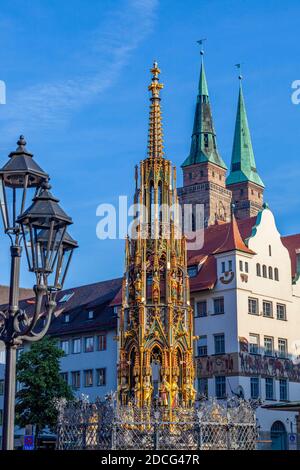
xmin=281 ymin=234 xmax=300 ymax=277
xmin=189 ymin=254 xmax=217 ymax=292
xmin=213 ymin=214 xmax=254 ymax=255
xmin=187 ymin=217 xmax=256 ymax=264
xmin=0 ymin=285 xmax=33 ymax=305
xmin=110 ymin=284 xmax=123 ymax=307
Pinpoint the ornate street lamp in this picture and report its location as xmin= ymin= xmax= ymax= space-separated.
xmin=0 ymin=135 xmax=48 ymax=233
xmin=0 ymin=137 xmax=77 ymax=450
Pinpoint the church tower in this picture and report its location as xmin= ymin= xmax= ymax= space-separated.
xmin=226 ymin=75 xmax=264 ymax=219
xmin=178 ymin=48 xmax=232 ymax=227
xmin=118 ymin=63 xmax=195 ymax=411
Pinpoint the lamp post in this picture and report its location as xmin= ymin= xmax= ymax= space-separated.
xmin=0 ymin=136 xmax=77 ymax=450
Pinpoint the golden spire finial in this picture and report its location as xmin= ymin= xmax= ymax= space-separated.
xmin=147 ymin=61 xmax=164 ymax=158
xmin=148 ymin=61 xmax=164 ymax=97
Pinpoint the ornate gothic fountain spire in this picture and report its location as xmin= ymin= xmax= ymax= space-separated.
xmin=147 ymin=61 xmax=164 ymax=159
xmin=118 ymin=63 xmax=195 ymax=415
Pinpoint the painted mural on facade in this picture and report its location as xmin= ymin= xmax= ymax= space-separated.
xmin=197 ymin=353 xmax=300 ymax=382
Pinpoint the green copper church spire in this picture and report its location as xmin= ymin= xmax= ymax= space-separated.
xmin=198 ymin=53 xmax=209 ymax=97
xmin=226 ymin=75 xmax=264 ymax=187
xmin=181 ymin=46 xmax=227 ymax=169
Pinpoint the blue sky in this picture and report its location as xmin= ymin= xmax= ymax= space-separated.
xmin=0 ymin=0 xmax=300 ymax=289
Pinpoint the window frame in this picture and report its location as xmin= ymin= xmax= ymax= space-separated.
xmin=198 ymin=377 xmax=208 ymax=398
xmin=84 ymin=336 xmax=94 ymax=353
xmin=196 ymin=300 xmax=207 ymax=318
xmin=263 ymin=300 xmax=273 ymax=318
xmin=72 ymin=337 xmax=81 ymax=354
xmin=262 ymin=265 xmax=267 ymax=278
xmin=60 ymin=372 xmax=68 ymax=384
xmin=278 ymin=338 xmax=288 ymax=358
xmin=88 ymin=310 xmax=94 ymax=320
xmin=256 ymin=263 xmax=261 ymax=277
xmin=60 ymin=339 xmax=69 ymax=355
xmin=250 ymin=377 xmax=260 ymax=399
xmin=268 ymin=266 xmax=273 ymax=279
xmin=71 ymin=370 xmax=81 ymax=389
xmin=197 ymin=336 xmax=208 ymax=357
xmin=276 ymin=303 xmax=286 ymax=321
xmin=213 ymin=297 xmax=225 ymax=315
xmin=84 ymin=369 xmax=94 ymax=388
xmin=279 ymin=378 xmax=288 ymax=401
xmin=264 ymin=336 xmax=274 ymax=356
xmin=248 ymin=297 xmax=259 ymax=315
xmin=96 ymin=368 xmax=106 ymax=387
xmin=97 ymin=334 xmax=107 ymax=351
xmin=214 ymin=333 xmax=225 ymax=355
xmin=249 ymin=334 xmax=260 ymax=355
xmin=265 ymin=377 xmax=275 ymax=400
xmin=215 ymin=376 xmax=226 ymax=399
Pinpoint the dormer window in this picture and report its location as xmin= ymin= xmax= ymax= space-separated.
xmin=187 ymin=265 xmax=198 ymax=277
xmin=88 ymin=311 xmax=94 ymax=320
xmin=63 ymin=314 xmax=70 ymax=323
xmin=59 ymin=292 xmax=74 ymax=303
xmin=204 ymin=134 xmax=209 ymax=148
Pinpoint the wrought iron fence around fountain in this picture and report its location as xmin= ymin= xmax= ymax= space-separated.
xmin=55 ymin=396 xmax=258 ymax=450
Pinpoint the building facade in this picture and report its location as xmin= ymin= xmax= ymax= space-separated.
xmin=189 ymin=206 xmax=300 ymax=440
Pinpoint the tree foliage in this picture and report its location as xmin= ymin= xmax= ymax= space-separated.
xmin=16 ymin=336 xmax=73 ymax=435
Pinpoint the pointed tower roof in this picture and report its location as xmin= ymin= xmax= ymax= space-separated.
xmin=226 ymin=78 xmax=264 ymax=187
xmin=182 ymin=50 xmax=227 ymax=169
xmin=147 ymin=61 xmax=164 ymax=159
xmin=214 ymin=206 xmax=254 ymax=255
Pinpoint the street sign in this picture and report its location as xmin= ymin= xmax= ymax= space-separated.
xmin=23 ymin=435 xmax=34 ymax=451
xmin=288 ymin=433 xmax=297 ymax=451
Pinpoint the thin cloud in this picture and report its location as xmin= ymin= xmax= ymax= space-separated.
xmin=0 ymin=0 xmax=158 ymax=137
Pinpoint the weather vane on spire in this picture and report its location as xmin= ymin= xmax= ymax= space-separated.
xmin=197 ymin=38 xmax=206 ymax=56
xmin=235 ymin=63 xmax=243 ymax=81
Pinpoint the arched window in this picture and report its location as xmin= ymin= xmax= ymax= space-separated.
xmin=158 ymin=181 xmax=163 ymax=224
xmin=268 ymin=266 xmax=273 ymax=279
xmin=274 ymin=268 xmax=279 ymax=281
xmin=149 ymin=182 xmax=154 ymax=225
xmin=256 ymin=263 xmax=261 ymax=277
xmin=262 ymin=265 xmax=267 ymax=278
